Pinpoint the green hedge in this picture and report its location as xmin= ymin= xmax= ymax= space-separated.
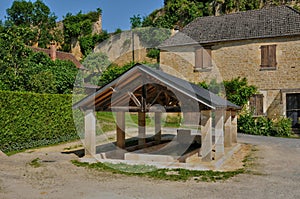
xmin=0 ymin=91 xmax=79 ymax=153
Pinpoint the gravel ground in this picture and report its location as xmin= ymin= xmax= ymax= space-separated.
xmin=0 ymin=134 xmax=299 ymax=199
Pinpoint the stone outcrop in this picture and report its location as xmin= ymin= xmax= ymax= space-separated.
xmin=94 ymin=31 xmax=156 ymax=66
xmin=92 ymin=15 xmax=102 ymax=35
xmin=71 ymin=37 xmax=83 ymax=61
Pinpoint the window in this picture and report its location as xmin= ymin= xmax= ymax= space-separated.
xmin=286 ymin=93 xmax=300 ymax=128
xmin=249 ymin=94 xmax=264 ymax=116
xmin=260 ymin=45 xmax=277 ymax=69
xmin=194 ymin=47 xmax=212 ymax=71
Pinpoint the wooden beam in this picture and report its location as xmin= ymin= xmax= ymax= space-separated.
xmin=215 ymin=109 xmax=225 ymax=159
xmin=138 ymin=112 xmax=146 ymax=146
xmin=116 ymin=112 xmax=125 ymax=149
xmin=201 ymin=110 xmax=212 ymax=161
xmin=128 ymin=92 xmax=141 ymax=107
xmin=110 ymin=106 xmax=141 ymax=112
xmin=84 ymin=109 xmax=96 ymax=157
xmin=149 ymin=90 xmax=162 ymax=106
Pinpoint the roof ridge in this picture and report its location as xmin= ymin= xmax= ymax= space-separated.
xmin=285 ymin=5 xmax=300 ymax=15
xmin=29 ymin=45 xmax=77 ymax=56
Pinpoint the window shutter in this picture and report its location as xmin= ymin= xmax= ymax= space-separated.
xmin=261 ymin=45 xmax=277 ymax=68
xmin=203 ymin=48 xmax=212 ymax=68
xmin=255 ymin=94 xmax=264 ymax=115
xmin=268 ymin=45 xmax=277 ymax=67
xmin=250 ymin=94 xmax=264 ymax=116
xmin=195 ymin=48 xmax=203 ymax=69
xmin=260 ymin=45 xmax=269 ymax=67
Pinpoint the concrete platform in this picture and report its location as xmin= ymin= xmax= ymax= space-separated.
xmin=79 ymin=143 xmax=242 ymax=171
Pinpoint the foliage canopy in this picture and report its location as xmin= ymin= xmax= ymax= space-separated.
xmin=198 ymin=77 xmax=257 ymax=107
xmin=0 ymin=29 xmax=78 ymax=94
xmin=5 ymin=0 xmax=58 ymax=48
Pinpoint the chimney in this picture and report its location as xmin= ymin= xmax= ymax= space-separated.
xmin=50 ymin=42 xmax=56 ymax=61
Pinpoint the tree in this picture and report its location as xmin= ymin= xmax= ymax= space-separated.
xmin=98 ymin=62 xmax=135 ymax=86
xmin=130 ymin=14 xmax=142 ymax=29
xmin=142 ymin=0 xmax=267 ymax=29
xmin=224 ymin=77 xmax=257 ymax=107
xmin=144 ymin=0 xmax=212 ymax=29
xmin=82 ymin=52 xmax=111 ymax=85
xmin=62 ymin=9 xmax=103 ymax=53
xmin=0 ymin=27 xmax=33 ymax=91
xmin=0 ymin=29 xmax=78 ymax=94
xmin=5 ymin=0 xmax=58 ymax=48
xmin=132 ymin=27 xmax=171 ymax=63
xmin=79 ymin=31 xmax=109 ymax=57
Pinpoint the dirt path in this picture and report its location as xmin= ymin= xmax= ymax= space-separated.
xmin=0 ymin=134 xmax=299 ymax=199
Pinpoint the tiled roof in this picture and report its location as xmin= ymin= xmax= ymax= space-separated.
xmin=29 ymin=46 xmax=85 ymax=70
xmin=160 ymin=6 xmax=300 ymax=47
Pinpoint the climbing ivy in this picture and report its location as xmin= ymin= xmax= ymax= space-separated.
xmin=79 ymin=31 xmax=109 ymax=57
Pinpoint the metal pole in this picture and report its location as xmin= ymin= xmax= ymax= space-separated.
xmin=132 ymin=31 xmax=135 ymax=63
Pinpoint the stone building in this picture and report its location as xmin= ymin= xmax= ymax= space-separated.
xmin=159 ymin=6 xmax=300 ymax=129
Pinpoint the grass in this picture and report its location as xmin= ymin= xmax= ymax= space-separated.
xmin=241 ymin=145 xmax=265 ymax=175
xmin=96 ymin=112 xmax=181 ymax=133
xmin=71 ymin=144 xmax=260 ymax=182
xmin=71 ymin=160 xmax=245 ymax=182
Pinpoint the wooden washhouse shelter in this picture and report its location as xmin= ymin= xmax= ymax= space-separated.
xmin=73 ymin=63 xmax=240 ymax=163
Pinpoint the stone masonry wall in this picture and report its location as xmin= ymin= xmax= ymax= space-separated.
xmin=160 ymin=36 xmax=300 ymax=118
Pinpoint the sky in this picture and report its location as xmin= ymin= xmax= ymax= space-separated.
xmin=0 ymin=0 xmax=164 ymax=32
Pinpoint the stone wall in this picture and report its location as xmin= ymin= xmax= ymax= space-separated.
xmin=160 ymin=36 xmax=300 ymax=118
xmin=94 ymin=31 xmax=156 ymax=66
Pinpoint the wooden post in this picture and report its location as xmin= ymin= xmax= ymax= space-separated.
xmin=231 ymin=111 xmax=238 ymax=144
xmin=138 ymin=112 xmax=146 ymax=146
xmin=116 ymin=112 xmax=125 ymax=149
xmin=154 ymin=112 xmax=161 ymax=144
xmin=84 ymin=109 xmax=96 ymax=156
xmin=224 ymin=110 xmax=232 ymax=147
xmin=200 ymin=110 xmax=212 ymax=161
xmin=215 ymin=109 xmax=225 ymax=158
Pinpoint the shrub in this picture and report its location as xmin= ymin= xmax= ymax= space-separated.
xmin=223 ymin=77 xmax=257 ymax=107
xmin=0 ymin=91 xmax=79 ymax=153
xmin=237 ymin=110 xmax=255 ymax=135
xmin=254 ymin=116 xmax=273 ymax=136
xmin=238 ymin=109 xmax=293 ymax=137
xmin=271 ymin=117 xmax=292 ymax=137
xmin=198 ymin=77 xmax=257 ymax=107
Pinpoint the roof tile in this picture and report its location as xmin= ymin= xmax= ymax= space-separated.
xmin=160 ymin=6 xmax=300 ymax=47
